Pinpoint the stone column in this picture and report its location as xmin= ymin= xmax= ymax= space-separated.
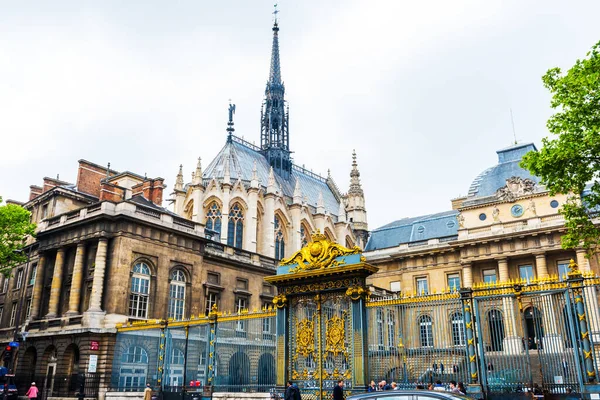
xmin=497 ymin=257 xmax=509 ymax=283
xmin=30 ymin=254 xmax=46 ymax=320
xmin=576 ymin=249 xmax=591 ymax=273
xmin=88 ymin=238 xmax=108 ymax=312
xmin=535 ymin=253 xmax=549 ymax=279
xmin=192 ymin=187 xmax=205 ymax=224
xmin=46 ymin=248 xmax=66 ymax=318
xmin=289 ymin=204 xmax=302 ymax=252
xmin=462 ymin=262 xmax=473 ymax=288
xmin=66 ymin=243 xmax=86 ymax=315
xmin=221 ymin=187 xmax=231 ymax=245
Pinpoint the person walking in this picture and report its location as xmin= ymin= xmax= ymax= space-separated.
xmin=284 ymin=381 xmax=298 ymax=400
xmin=26 ymin=382 xmax=39 ymax=400
xmin=333 ymin=380 xmax=345 ymax=400
xmin=143 ymin=384 xmax=153 ymax=400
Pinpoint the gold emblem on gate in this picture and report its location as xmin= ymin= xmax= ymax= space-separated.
xmin=296 ymin=318 xmax=315 ymax=357
xmin=326 ymin=315 xmax=346 ymax=357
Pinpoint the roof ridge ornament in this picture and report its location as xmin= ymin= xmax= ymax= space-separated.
xmin=496 ymin=176 xmax=536 ymax=202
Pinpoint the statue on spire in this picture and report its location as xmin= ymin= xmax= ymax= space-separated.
xmin=227 ymin=101 xmax=236 ymax=139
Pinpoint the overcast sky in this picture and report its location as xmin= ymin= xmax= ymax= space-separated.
xmin=1 ymin=1 xmax=599 ymax=230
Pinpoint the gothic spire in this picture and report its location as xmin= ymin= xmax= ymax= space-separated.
xmin=193 ymin=157 xmax=202 ymax=185
xmin=175 ymin=164 xmax=184 ymax=191
xmin=269 ymin=6 xmax=282 ymax=84
xmin=349 ymin=150 xmax=363 ymax=196
xmin=261 ymin=6 xmax=291 ymax=179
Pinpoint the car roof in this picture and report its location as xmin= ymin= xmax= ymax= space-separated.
xmin=348 ymin=391 xmax=470 ymax=400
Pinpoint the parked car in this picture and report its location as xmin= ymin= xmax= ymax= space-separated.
xmin=348 ymin=390 xmax=470 ymax=400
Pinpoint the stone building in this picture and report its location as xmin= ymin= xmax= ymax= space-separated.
xmin=170 ymin=19 xmax=369 ymax=255
xmin=364 ymin=142 xmax=600 ymax=355
xmin=0 ymin=159 xmax=277 ymax=398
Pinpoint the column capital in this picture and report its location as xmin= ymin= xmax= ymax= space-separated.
xmin=460 ymin=261 xmax=473 ymax=267
xmin=495 ymin=256 xmax=508 ymax=263
xmin=533 ymin=251 xmax=546 ymax=258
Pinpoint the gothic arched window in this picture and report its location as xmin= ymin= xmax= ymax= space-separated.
xmin=274 ymin=216 xmax=285 ymax=260
xmin=129 ymin=262 xmax=151 ymax=319
xmin=168 ymin=270 xmax=186 ymax=321
xmin=300 ymin=224 xmax=309 ymax=248
xmin=227 ymin=203 xmax=244 ymax=249
xmin=206 ymin=202 xmax=222 ymax=240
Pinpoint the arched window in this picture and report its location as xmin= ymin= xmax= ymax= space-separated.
xmin=168 ymin=270 xmax=186 ymax=320
xmin=119 ymin=346 xmax=148 ymax=390
xmin=451 ymin=312 xmax=466 ymax=346
xmin=488 ymin=309 xmax=505 ymax=352
xmin=167 ymin=348 xmax=185 ymax=387
xmin=300 ymin=224 xmax=309 ymax=248
xmin=274 ymin=216 xmax=285 ymax=260
xmin=419 ymin=315 xmax=433 ymax=347
xmin=129 ymin=262 xmax=151 ymax=318
xmin=227 ymin=203 xmax=244 ymax=249
xmin=206 ymin=202 xmax=222 ymax=240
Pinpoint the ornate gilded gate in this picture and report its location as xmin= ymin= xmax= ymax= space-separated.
xmin=265 ymin=231 xmax=376 ymax=400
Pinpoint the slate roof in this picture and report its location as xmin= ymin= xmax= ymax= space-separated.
xmin=467 ymin=143 xmax=540 ymax=199
xmin=203 ymin=136 xmax=341 ymax=216
xmin=365 ymin=210 xmax=459 ymax=251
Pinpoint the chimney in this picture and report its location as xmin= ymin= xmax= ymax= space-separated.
xmin=99 ymin=182 xmax=125 ymax=202
xmin=132 ymin=178 xmax=165 ymax=206
xmin=43 ymin=177 xmax=72 ymax=193
xmin=29 ymin=185 xmax=43 ymax=201
xmin=77 ymin=160 xmax=118 ymax=198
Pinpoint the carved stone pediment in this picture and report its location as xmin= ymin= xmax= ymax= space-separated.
xmin=496 ymin=176 xmax=536 ymax=202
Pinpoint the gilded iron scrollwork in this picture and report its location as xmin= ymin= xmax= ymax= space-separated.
xmin=325 ymin=314 xmax=347 ymax=357
xmin=296 ymin=317 xmax=316 ymax=358
xmin=345 ymin=285 xmax=369 ymax=301
xmin=272 ymin=293 xmax=288 ymax=308
xmin=280 ymin=230 xmax=361 ymax=272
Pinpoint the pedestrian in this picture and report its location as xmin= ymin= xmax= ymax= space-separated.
xmin=367 ymin=381 xmax=376 ymax=392
xmin=284 ymin=381 xmax=295 ymax=400
xmin=487 ymin=361 xmax=494 ymax=372
xmin=433 ymin=380 xmax=444 ymax=391
xmin=452 ymin=364 xmax=458 ymax=374
xmin=333 ymin=380 xmax=344 ymax=400
xmin=562 ymin=359 xmax=569 ymax=377
xmin=292 ymin=383 xmax=301 ymax=400
xmin=143 ymin=384 xmax=153 ymax=400
xmin=457 ymin=382 xmax=466 ymax=395
xmin=26 ymin=382 xmax=39 ymax=400
xmin=440 ymin=362 xmax=445 ymax=375
xmin=449 ymin=381 xmax=460 ymax=394
xmin=391 ymin=382 xmax=398 ymax=390
xmin=432 ymin=362 xmax=438 ymax=373
xmin=427 ymin=383 xmax=434 ymax=390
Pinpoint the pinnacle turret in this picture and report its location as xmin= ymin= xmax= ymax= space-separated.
xmin=293 ymin=178 xmax=303 ymax=204
xmin=193 ymin=157 xmax=202 ymax=185
xmin=349 ymin=149 xmax=363 ymax=196
xmin=174 ymin=164 xmax=184 ymax=191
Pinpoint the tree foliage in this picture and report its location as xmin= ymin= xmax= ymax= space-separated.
xmin=0 ymin=196 xmax=36 ymax=276
xmin=521 ymin=41 xmax=600 ymax=255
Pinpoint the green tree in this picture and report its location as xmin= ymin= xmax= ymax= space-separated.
xmin=521 ymin=41 xmax=600 ymax=256
xmin=0 ymin=196 xmax=36 ymax=276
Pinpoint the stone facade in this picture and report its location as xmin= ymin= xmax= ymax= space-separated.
xmin=0 ymin=160 xmax=276 ymax=400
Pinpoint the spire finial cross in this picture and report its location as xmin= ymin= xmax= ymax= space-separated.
xmin=273 ymin=3 xmax=279 ymax=23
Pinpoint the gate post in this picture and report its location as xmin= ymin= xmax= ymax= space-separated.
xmin=567 ymin=259 xmax=600 ymax=397
xmin=206 ymin=305 xmax=218 ymax=390
xmin=459 ymin=288 xmax=483 ymax=399
xmin=273 ymin=293 xmax=289 ymax=389
xmin=346 ymin=286 xmax=369 ymax=390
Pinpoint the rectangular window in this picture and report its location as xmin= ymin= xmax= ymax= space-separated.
xmin=483 ymin=269 xmax=497 ymax=284
xmin=0 ymin=306 xmax=3 ymax=323
xmin=447 ymin=273 xmax=461 ymax=292
xmin=207 ymin=272 xmax=220 ymax=285
xmin=236 ymin=279 xmax=248 ymax=290
xmin=376 ymin=309 xmax=384 ymax=347
xmin=168 ymin=284 xmax=185 ymax=321
xmin=2 ymin=278 xmax=9 ymax=293
xmin=519 ymin=265 xmax=534 ymax=283
xmin=262 ymin=284 xmax=274 ymax=295
xmin=205 ymin=292 xmax=218 ymax=316
xmin=236 ymin=297 xmax=247 ymax=332
xmin=15 ymin=269 xmax=24 ymax=290
xmin=41 ymin=204 xmax=48 ymax=219
xmin=25 ymin=298 xmax=32 ymax=320
xmin=558 ymin=261 xmax=570 ymax=282
xmin=262 ymin=302 xmax=273 ymax=339
xmin=387 ymin=310 xmax=395 ymax=347
xmin=390 ymin=281 xmax=401 ymax=293
xmin=29 ymin=264 xmax=38 ymax=286
xmin=128 ymin=276 xmax=150 ymax=318
xmin=9 ymin=302 xmax=17 ymax=326
xmin=416 ymin=277 xmax=429 ymax=295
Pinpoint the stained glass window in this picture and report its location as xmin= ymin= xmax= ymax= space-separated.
xmin=206 ymin=202 xmax=222 ymax=240
xmin=275 ymin=216 xmax=285 ymax=260
xmin=227 ymin=203 xmax=244 ymax=248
